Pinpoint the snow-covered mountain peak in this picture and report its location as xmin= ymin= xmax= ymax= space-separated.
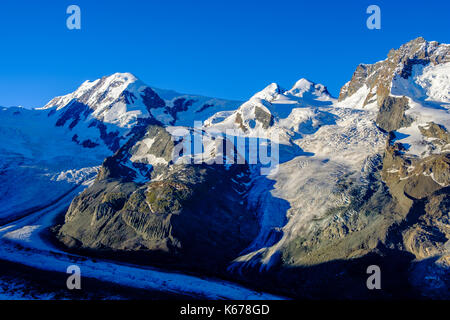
xmin=88 ymin=72 xmax=140 ymax=89
xmin=250 ymin=83 xmax=284 ymax=102
xmin=337 ymin=37 xmax=450 ymax=159
xmin=389 ymin=37 xmax=450 ymax=64
xmin=338 ymin=38 xmax=450 ymax=109
xmin=41 ymin=72 xmax=145 ymax=113
xmin=289 ymin=78 xmax=314 ymax=93
xmin=287 ymin=78 xmax=333 ymax=101
xmin=39 ymin=72 xmax=243 ymax=130
xmin=108 ymin=72 xmax=138 ymax=83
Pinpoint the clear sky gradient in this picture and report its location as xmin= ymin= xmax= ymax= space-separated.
xmin=0 ymin=0 xmax=449 ymax=108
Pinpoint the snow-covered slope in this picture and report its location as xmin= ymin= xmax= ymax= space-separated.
xmin=152 ymin=87 xmax=242 ymax=127
xmin=0 ymin=106 xmax=107 ymax=222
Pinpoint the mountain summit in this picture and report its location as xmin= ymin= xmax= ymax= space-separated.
xmin=41 ymin=72 xmax=149 ymax=128
xmin=287 ymin=78 xmax=333 ymax=100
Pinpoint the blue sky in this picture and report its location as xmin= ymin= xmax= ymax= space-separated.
xmin=0 ymin=0 xmax=449 ymax=108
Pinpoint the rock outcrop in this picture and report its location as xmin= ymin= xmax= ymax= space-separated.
xmin=58 ymin=121 xmax=259 ymax=272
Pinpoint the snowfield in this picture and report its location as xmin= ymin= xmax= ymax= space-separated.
xmin=391 ymin=62 xmax=450 ymax=157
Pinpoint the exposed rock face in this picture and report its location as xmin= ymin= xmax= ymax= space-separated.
xmin=58 ymin=121 xmax=259 ymax=272
xmin=419 ymin=122 xmax=450 ymax=145
xmin=254 ymin=106 xmax=274 ymax=129
xmin=376 ymin=96 xmax=414 ymax=132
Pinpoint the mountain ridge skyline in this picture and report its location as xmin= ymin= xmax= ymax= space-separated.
xmin=4 ymin=36 xmax=447 ymax=111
